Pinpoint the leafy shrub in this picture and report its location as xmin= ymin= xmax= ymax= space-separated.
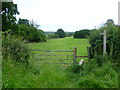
xmin=47 ymin=34 xmax=59 ymax=39
xmin=38 ymin=30 xmax=47 ymax=42
xmin=94 ymin=55 xmax=107 ymax=66
xmin=78 ymin=61 xmax=118 ymax=88
xmin=17 ymin=24 xmax=47 ymax=42
xmin=80 ymin=61 xmax=97 ymax=74
xmin=89 ymin=24 xmax=120 ymax=64
xmin=66 ymin=32 xmax=74 ymax=37
xmin=2 ymin=35 xmax=31 ymax=64
xmin=74 ymin=29 xmax=90 ymax=38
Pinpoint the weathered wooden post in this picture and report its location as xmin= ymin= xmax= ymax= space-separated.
xmin=100 ymin=30 xmax=107 ymax=56
xmin=87 ymin=46 xmax=91 ymax=61
xmin=73 ymin=46 xmax=77 ymax=64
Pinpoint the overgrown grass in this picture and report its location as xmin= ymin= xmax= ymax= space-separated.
xmin=2 ymin=59 xmax=79 ymax=88
xmin=2 ymin=37 xmax=119 ymax=88
xmin=78 ymin=61 xmax=118 ymax=88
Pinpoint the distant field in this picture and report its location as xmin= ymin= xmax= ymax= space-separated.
xmin=28 ymin=37 xmax=90 ymax=63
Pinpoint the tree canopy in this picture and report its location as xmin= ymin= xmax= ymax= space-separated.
xmin=105 ymin=19 xmax=115 ymax=26
xmin=74 ymin=29 xmax=90 ymax=38
xmin=17 ymin=21 xmax=47 ymax=42
xmin=2 ymin=2 xmax=47 ymax=43
xmin=18 ymin=18 xmax=29 ymax=26
xmin=56 ymin=29 xmax=66 ymax=38
xmin=2 ymin=2 xmax=19 ymax=32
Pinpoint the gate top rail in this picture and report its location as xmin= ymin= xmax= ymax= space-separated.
xmin=31 ymin=46 xmax=90 ymax=64
xmin=32 ymin=50 xmax=74 ymax=52
xmin=33 ymin=54 xmax=73 ymax=56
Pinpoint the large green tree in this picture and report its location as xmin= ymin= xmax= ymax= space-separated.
xmin=105 ymin=19 xmax=115 ymax=26
xmin=56 ymin=29 xmax=66 ymax=38
xmin=2 ymin=2 xmax=19 ymax=32
xmin=18 ymin=18 xmax=29 ymax=26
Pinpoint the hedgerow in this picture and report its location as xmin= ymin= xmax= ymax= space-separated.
xmin=2 ymin=35 xmax=31 ymax=64
xmin=89 ymin=24 xmax=120 ymax=63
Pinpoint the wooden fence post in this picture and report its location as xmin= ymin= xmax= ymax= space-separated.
xmin=73 ymin=46 xmax=77 ymax=64
xmin=87 ymin=46 xmax=91 ymax=61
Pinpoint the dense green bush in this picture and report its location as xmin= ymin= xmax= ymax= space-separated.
xmin=2 ymin=35 xmax=31 ymax=64
xmin=89 ymin=24 xmax=120 ymax=62
xmin=66 ymin=32 xmax=74 ymax=37
xmin=38 ymin=30 xmax=47 ymax=42
xmin=74 ymin=29 xmax=90 ymax=38
xmin=17 ymin=24 xmax=47 ymax=42
xmin=47 ymin=34 xmax=59 ymax=39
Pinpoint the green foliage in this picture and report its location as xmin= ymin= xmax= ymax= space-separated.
xmin=2 ymin=2 xmax=19 ymax=32
xmin=78 ymin=61 xmax=118 ymax=88
xmin=17 ymin=24 xmax=47 ymax=42
xmin=105 ymin=19 xmax=115 ymax=26
xmin=2 ymin=35 xmax=31 ymax=64
xmin=66 ymin=64 xmax=81 ymax=74
xmin=56 ymin=29 xmax=66 ymax=38
xmin=74 ymin=29 xmax=90 ymax=38
xmin=47 ymin=34 xmax=59 ymax=39
xmin=66 ymin=32 xmax=74 ymax=37
xmin=2 ymin=3 xmax=47 ymax=43
xmin=38 ymin=30 xmax=47 ymax=42
xmin=18 ymin=18 xmax=29 ymax=26
xmin=78 ymin=75 xmax=105 ymax=88
xmin=89 ymin=23 xmax=120 ymax=61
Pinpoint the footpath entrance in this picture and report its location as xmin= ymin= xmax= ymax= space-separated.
xmin=32 ymin=47 xmax=90 ymax=64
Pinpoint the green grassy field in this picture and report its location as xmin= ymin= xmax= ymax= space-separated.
xmin=29 ymin=37 xmax=89 ymax=54
xmin=29 ymin=37 xmax=90 ymax=63
xmin=2 ymin=37 xmax=118 ymax=88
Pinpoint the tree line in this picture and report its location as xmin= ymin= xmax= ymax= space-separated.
xmin=74 ymin=29 xmax=90 ymax=38
xmin=1 ymin=2 xmax=74 ymax=41
xmin=2 ymin=2 xmax=47 ymax=42
xmin=1 ymin=2 xmax=73 ymax=64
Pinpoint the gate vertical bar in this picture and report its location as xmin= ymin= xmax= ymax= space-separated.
xmin=73 ymin=47 xmax=77 ymax=64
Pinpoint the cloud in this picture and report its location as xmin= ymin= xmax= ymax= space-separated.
xmin=14 ymin=0 xmax=119 ymax=31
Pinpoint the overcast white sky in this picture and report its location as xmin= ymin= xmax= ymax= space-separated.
xmin=13 ymin=0 xmax=119 ymax=32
